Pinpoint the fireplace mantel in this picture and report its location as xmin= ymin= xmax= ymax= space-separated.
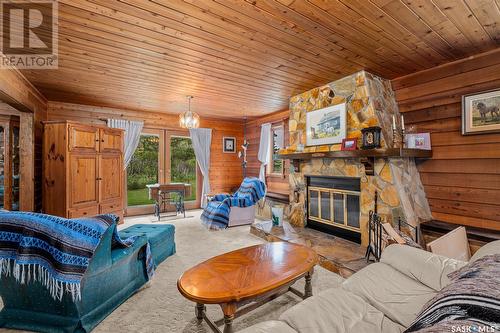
xmin=278 ymin=148 xmax=432 ymax=160
xmin=278 ymin=148 xmax=432 ymax=175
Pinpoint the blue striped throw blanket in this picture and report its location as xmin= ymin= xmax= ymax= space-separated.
xmin=0 ymin=212 xmax=154 ymax=301
xmin=201 ymin=177 xmax=266 ymax=229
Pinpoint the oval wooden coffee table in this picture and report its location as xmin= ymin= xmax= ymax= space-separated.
xmin=178 ymin=242 xmax=318 ymax=333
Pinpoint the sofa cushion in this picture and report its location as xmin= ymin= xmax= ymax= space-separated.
xmin=238 ymin=320 xmax=297 ymax=333
xmin=279 ymin=288 xmax=404 ymax=333
xmin=381 ymin=244 xmax=466 ymax=291
xmin=470 ymin=239 xmax=500 ymax=263
xmin=111 ymin=234 xmax=148 ymax=264
xmin=341 ymin=262 xmax=435 ymax=328
xmin=405 ymin=254 xmax=500 ymax=332
xmin=119 ymin=224 xmax=176 ymax=264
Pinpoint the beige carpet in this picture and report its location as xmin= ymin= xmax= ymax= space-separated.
xmin=1 ymin=210 xmax=343 ymax=333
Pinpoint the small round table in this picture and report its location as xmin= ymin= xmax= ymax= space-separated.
xmin=177 ymin=242 xmax=319 ymax=333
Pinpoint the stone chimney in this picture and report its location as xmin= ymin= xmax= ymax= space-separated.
xmin=284 ymin=71 xmax=432 ymax=246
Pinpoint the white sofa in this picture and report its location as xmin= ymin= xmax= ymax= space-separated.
xmin=239 ymin=240 xmax=500 ymax=333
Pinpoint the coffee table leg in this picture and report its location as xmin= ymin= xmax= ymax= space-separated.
xmin=223 ymin=314 xmax=234 ymax=333
xmin=221 ymin=303 xmax=236 ymax=333
xmin=195 ymin=303 xmax=206 ymax=322
xmin=304 ymin=269 xmax=313 ymax=299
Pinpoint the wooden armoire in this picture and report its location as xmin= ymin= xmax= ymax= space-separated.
xmin=43 ymin=121 xmax=125 ymax=222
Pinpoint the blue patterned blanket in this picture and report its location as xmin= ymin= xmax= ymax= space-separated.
xmin=0 ymin=212 xmax=154 ymax=301
xmin=201 ymin=177 xmax=266 ymax=229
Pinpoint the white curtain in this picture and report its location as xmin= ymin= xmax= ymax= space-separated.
xmin=258 ymin=123 xmax=272 ymax=184
xmin=107 ymin=119 xmax=144 ymax=169
xmin=189 ymin=128 xmax=212 ymax=208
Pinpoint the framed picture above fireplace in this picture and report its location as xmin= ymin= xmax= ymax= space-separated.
xmin=306 ymin=103 xmax=347 ymax=146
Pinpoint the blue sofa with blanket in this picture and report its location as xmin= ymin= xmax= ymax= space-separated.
xmin=0 ymin=214 xmax=175 ymax=333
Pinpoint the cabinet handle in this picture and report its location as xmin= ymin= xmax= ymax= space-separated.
xmin=83 ymin=212 xmax=87 ymax=215
xmin=96 ymin=177 xmax=102 ymax=181
xmin=95 ymin=139 xmax=100 ymax=142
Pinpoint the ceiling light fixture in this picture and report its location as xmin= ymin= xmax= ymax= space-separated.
xmin=179 ymin=95 xmax=200 ymax=129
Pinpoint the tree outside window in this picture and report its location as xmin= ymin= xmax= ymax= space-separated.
xmin=127 ymin=134 xmax=160 ymax=206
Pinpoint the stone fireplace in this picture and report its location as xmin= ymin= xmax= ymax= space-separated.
xmin=281 ymin=71 xmax=432 ymax=246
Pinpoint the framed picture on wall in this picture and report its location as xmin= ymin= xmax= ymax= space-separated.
xmin=223 ymin=137 xmax=236 ymax=153
xmin=405 ymin=133 xmax=431 ymax=150
xmin=462 ymin=88 xmax=500 ymax=135
xmin=306 ymin=103 xmax=347 ymax=146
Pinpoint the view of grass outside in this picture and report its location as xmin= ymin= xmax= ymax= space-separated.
xmin=170 ymin=136 xmax=197 ymax=201
xmin=127 ymin=135 xmax=159 ymax=206
xmin=126 ymin=135 xmax=197 ymax=207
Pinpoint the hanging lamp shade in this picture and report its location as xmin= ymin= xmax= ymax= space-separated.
xmin=179 ymin=96 xmax=200 ymax=129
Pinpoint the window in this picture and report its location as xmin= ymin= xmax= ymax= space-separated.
xmin=127 ymin=134 xmax=160 ymax=206
xmin=170 ymin=136 xmax=197 ymax=201
xmin=270 ymin=124 xmax=284 ymax=175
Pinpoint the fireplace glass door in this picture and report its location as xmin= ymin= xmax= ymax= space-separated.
xmin=308 ymin=187 xmax=360 ymax=232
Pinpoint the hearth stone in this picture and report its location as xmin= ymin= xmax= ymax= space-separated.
xmin=250 ymin=220 xmax=369 ymax=278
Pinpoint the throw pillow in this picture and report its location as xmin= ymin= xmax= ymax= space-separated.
xmin=405 ymin=254 xmax=500 ymax=333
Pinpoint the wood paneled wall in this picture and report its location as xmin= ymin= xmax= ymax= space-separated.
xmin=0 ymin=65 xmax=47 ymax=212
xmin=392 ymin=48 xmax=500 ymax=231
xmin=47 ymin=102 xmax=244 ymax=196
xmin=246 ymin=110 xmax=290 ymax=195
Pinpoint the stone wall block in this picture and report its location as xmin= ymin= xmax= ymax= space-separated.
xmin=380 ymin=185 xmax=400 ymax=207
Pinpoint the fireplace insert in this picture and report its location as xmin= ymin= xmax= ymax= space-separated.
xmin=306 ymin=175 xmax=361 ymax=244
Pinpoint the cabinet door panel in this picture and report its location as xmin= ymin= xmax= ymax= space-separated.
xmin=99 ymin=154 xmax=122 ymax=202
xmin=99 ymin=200 xmax=122 ymax=213
xmin=68 ymin=205 xmax=99 ymax=219
xmin=70 ymin=154 xmax=98 ymax=207
xmin=69 ymin=125 xmax=99 ymax=152
xmin=100 ymin=128 xmax=123 ymax=153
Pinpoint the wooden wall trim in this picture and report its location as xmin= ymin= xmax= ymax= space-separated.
xmin=19 ymin=113 xmax=35 ymax=211
xmin=0 ymin=61 xmax=47 ymax=115
xmin=47 ymin=101 xmax=244 ymax=129
xmin=247 ymin=109 xmax=290 ymax=127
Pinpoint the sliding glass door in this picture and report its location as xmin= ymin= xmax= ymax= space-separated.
xmin=125 ymin=128 xmax=199 ymax=215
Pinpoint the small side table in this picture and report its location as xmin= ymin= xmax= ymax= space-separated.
xmin=147 ymin=183 xmax=192 ymax=221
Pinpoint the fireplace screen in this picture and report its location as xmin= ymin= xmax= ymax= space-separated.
xmin=308 ymin=187 xmax=360 ymax=232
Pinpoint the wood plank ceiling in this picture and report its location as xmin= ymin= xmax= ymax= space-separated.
xmin=21 ymin=0 xmax=500 ymax=119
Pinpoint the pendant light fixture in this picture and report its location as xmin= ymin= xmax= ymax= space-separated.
xmin=179 ymin=95 xmax=200 ymax=129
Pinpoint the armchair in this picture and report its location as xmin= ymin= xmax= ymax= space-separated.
xmin=201 ymin=177 xmax=266 ymax=229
